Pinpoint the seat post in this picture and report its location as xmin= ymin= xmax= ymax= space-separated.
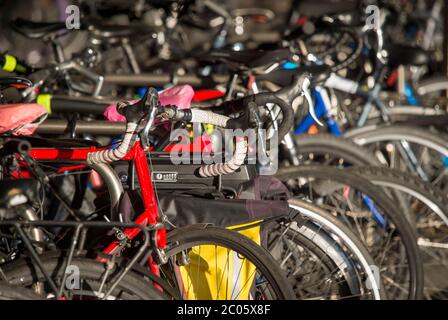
xmin=121 ymin=38 xmax=141 ymax=74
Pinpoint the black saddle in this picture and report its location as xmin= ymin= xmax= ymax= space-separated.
xmin=257 ymin=64 xmax=331 ymax=87
xmin=0 ymin=179 xmax=40 ymax=209
xmin=10 ymin=18 xmax=152 ymax=40
xmin=204 ymin=49 xmax=292 ymax=70
xmin=386 ymin=44 xmax=431 ymax=67
xmin=295 ymin=0 xmax=359 ymax=18
xmin=10 ymin=18 xmax=66 ymax=39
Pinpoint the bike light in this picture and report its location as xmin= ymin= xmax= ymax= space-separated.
xmin=156 ymin=228 xmax=167 ymax=249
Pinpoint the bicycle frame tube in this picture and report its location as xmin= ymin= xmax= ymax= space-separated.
xmin=294 ymin=87 xmax=342 ymax=136
xmin=28 ymin=141 xmax=162 ymax=256
xmin=404 ymin=84 xmax=420 ymax=106
xmin=357 ymin=84 xmax=391 ymax=127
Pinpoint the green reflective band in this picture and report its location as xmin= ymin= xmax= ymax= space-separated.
xmin=37 ymin=94 xmax=52 ymax=114
xmin=2 ymin=54 xmax=17 ymax=72
xmin=14 ymin=63 xmax=27 ymax=74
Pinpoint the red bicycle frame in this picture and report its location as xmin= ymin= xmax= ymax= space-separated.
xmin=15 ymin=123 xmax=214 ymax=258
xmin=27 ymin=141 xmax=165 ymax=256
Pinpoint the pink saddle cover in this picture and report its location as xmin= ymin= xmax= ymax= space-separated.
xmin=0 ymin=103 xmax=48 ymax=135
xmin=104 ymin=85 xmax=195 ymax=122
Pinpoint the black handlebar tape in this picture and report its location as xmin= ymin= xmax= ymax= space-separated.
xmin=226 ymin=102 xmax=260 ymax=131
xmin=49 ymin=96 xmax=110 ymax=115
xmin=330 ymin=28 xmax=363 ymax=73
xmin=216 ymin=74 xmax=307 ymax=142
xmin=0 ymin=54 xmax=33 ymax=75
xmin=253 ymin=94 xmax=294 ymax=142
xmin=213 ymin=93 xmax=293 ymax=142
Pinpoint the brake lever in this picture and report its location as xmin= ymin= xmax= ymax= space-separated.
xmin=141 ymin=88 xmax=160 ymax=148
xmin=302 ymin=77 xmax=323 ymax=126
xmin=249 ymin=102 xmax=269 ymax=166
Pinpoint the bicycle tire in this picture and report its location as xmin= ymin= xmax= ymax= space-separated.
xmin=275 ymin=165 xmax=424 ymax=299
xmin=344 ymin=124 xmax=448 ymax=191
xmin=294 ymin=134 xmax=381 ymax=166
xmin=344 ymin=124 xmax=448 ymax=156
xmin=347 ymin=166 xmax=448 ymax=299
xmin=1 ymin=254 xmax=165 ymax=300
xmin=163 ymin=225 xmax=295 ymax=300
xmin=347 ymin=166 xmax=448 ymax=225
xmin=283 ymin=198 xmax=387 ymax=299
xmin=290 ymin=135 xmax=416 ymax=225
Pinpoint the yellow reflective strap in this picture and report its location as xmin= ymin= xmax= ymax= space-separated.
xmin=37 ymin=94 xmax=52 ymax=114
xmin=3 ymin=54 xmax=17 ymax=72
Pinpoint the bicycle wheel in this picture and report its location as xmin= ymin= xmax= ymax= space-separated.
xmin=290 ymin=134 xmax=380 ymax=166
xmin=159 ymin=225 xmax=295 ymax=300
xmin=289 ymin=139 xmax=414 ymax=240
xmin=348 ymin=166 xmax=448 ymax=299
xmin=268 ymin=198 xmax=386 ymax=299
xmin=1 ymin=254 xmax=165 ymax=300
xmin=345 ymin=124 xmax=448 ymax=192
xmin=415 ymin=76 xmax=448 ymax=109
xmin=275 ymin=165 xmax=424 ymax=299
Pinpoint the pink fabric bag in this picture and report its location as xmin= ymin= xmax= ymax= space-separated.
xmin=103 ymin=85 xmax=195 ymax=122
xmin=0 ymin=103 xmax=48 ymax=135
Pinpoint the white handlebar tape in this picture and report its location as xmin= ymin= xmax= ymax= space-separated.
xmin=190 ymin=110 xmax=247 ymax=177
xmin=86 ymin=109 xmax=242 ymax=178
xmin=190 ymin=109 xmax=229 ymax=127
xmin=191 ymin=109 xmax=247 ymax=178
xmin=87 ymin=122 xmax=138 ymax=164
xmin=199 ymin=137 xmax=248 ymax=177
xmin=324 ymin=73 xmax=359 ymax=94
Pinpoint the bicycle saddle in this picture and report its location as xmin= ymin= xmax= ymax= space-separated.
xmin=256 ymin=64 xmax=330 ymax=87
xmin=10 ymin=18 xmax=66 ymax=39
xmin=386 ymin=44 xmax=431 ymax=67
xmin=0 ymin=179 xmax=40 ymax=209
xmin=0 ymin=104 xmax=47 ymax=135
xmin=204 ymin=49 xmax=292 ymax=70
xmin=295 ymin=0 xmax=358 ymax=18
